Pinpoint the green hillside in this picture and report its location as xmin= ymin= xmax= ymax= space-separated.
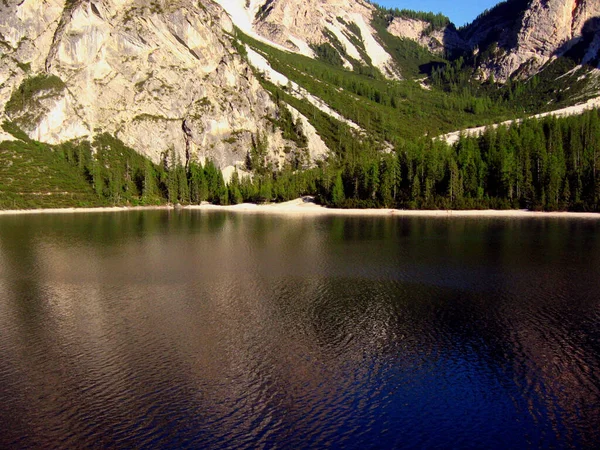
xmin=237 ymin=30 xmax=521 ymax=147
xmin=0 ymin=125 xmax=100 ymax=209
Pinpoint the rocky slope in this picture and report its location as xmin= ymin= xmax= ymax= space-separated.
xmin=0 ymin=0 xmax=329 ymax=174
xmin=384 ymin=0 xmax=600 ymax=82
xmin=386 ymin=17 xmax=465 ymax=56
xmin=465 ymin=0 xmax=600 ymax=81
xmin=216 ymin=0 xmax=401 ymax=78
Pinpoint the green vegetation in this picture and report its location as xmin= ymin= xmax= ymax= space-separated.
xmin=431 ymin=54 xmax=597 ymax=115
xmin=4 ymin=74 xmax=65 ymax=123
xmin=311 ymin=42 xmax=345 ymax=67
xmin=316 ymin=28 xmax=375 ymax=75
xmin=0 ymin=123 xmax=232 ymax=210
xmin=270 ymin=98 xmax=308 ymax=149
xmin=4 ymin=103 xmax=600 ymax=212
xmin=225 ymin=27 xmax=600 ymax=212
xmin=238 ymin=30 xmax=521 ymax=147
xmin=16 ymin=61 xmax=31 ymax=73
xmin=0 ymin=129 xmax=99 ymax=209
xmin=215 ymin=109 xmax=600 ymax=212
xmin=373 ymin=5 xmax=451 ymax=32
xmin=371 ymin=11 xmax=446 ymax=78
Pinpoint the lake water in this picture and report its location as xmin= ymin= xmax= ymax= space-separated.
xmin=1 ymin=211 xmax=599 ymax=449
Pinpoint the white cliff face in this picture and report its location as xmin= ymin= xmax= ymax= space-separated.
xmin=468 ymin=0 xmax=600 ymax=81
xmin=386 ymin=17 xmax=465 ymax=56
xmin=218 ymin=0 xmax=401 ymax=78
xmin=0 ymin=0 xmax=327 ymax=171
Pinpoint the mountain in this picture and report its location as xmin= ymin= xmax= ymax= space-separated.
xmin=0 ymin=0 xmax=327 ymax=174
xmin=215 ymin=0 xmax=401 ymax=78
xmin=384 ymin=0 xmax=600 ymax=82
xmin=463 ymin=0 xmax=600 ymax=81
xmin=1 ymin=0 xmax=600 ymax=210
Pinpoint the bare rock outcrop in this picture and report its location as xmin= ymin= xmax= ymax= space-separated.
xmin=216 ymin=0 xmax=401 ymax=78
xmin=465 ymin=0 xmax=600 ymax=81
xmin=0 ymin=0 xmax=326 ymax=173
xmin=386 ymin=17 xmax=466 ymax=56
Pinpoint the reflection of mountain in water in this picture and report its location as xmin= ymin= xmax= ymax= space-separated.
xmin=0 ymin=212 xmax=599 ymax=447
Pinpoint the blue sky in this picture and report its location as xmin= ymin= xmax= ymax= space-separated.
xmin=375 ymin=1 xmax=502 ymax=27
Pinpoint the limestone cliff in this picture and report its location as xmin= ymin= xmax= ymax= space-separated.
xmin=386 ymin=17 xmax=465 ymax=56
xmin=215 ymin=0 xmax=401 ymax=78
xmin=464 ymin=0 xmax=600 ymax=81
xmin=0 ymin=0 xmax=328 ymax=172
xmin=383 ymin=0 xmax=600 ymax=82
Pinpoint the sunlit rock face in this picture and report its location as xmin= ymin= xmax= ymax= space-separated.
xmin=0 ymin=0 xmax=329 ymax=172
xmin=462 ymin=0 xmax=600 ymax=81
xmin=386 ymin=17 xmax=466 ymax=56
xmin=216 ymin=0 xmax=401 ymax=79
xmin=385 ymin=0 xmax=600 ymax=82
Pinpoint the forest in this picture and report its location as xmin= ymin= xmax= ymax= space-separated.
xmin=2 ymin=6 xmax=599 ymax=212
xmin=9 ymin=108 xmax=595 ymax=212
xmin=243 ymin=109 xmax=600 ymax=212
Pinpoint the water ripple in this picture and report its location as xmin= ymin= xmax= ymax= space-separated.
xmin=1 ymin=214 xmax=600 ymax=448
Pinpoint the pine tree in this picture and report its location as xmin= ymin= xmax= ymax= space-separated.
xmin=92 ymin=158 xmax=105 ymax=198
xmin=331 ymin=172 xmax=345 ymax=206
xmin=189 ymin=160 xmax=207 ymax=204
xmin=228 ymin=171 xmax=244 ymax=205
xmin=142 ymin=160 xmax=157 ymax=203
xmin=258 ymin=176 xmax=273 ymax=203
xmin=177 ymin=164 xmax=189 ymax=204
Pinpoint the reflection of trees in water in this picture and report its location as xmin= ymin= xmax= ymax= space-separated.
xmin=1 ymin=214 xmax=600 ymax=446
xmin=0 ymin=217 xmax=48 ymax=337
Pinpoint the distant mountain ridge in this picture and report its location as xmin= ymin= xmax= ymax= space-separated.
xmin=386 ymin=0 xmax=600 ymax=81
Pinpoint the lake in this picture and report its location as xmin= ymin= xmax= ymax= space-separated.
xmin=1 ymin=211 xmax=599 ymax=448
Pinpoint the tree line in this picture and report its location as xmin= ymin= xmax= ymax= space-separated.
xmin=56 ymin=109 xmax=600 ymax=212
xmin=315 ymin=110 xmax=600 ymax=211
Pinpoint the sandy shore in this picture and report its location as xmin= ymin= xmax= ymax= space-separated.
xmin=1 ymin=198 xmax=600 ymax=218
xmin=185 ymin=198 xmax=600 ymax=218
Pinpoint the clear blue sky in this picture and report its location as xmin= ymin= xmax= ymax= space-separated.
xmin=375 ymin=0 xmax=502 ymax=27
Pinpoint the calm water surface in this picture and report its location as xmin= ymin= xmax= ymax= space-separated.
xmin=1 ymin=211 xmax=600 ymax=449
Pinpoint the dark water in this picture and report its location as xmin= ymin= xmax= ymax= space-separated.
xmin=1 ymin=212 xmax=600 ymax=449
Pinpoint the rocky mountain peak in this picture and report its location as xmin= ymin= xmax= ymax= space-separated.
xmin=216 ymin=0 xmax=401 ymax=78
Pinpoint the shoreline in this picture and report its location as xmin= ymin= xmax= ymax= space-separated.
xmin=1 ymin=198 xmax=600 ymax=218
xmin=0 ymin=205 xmax=174 ymax=216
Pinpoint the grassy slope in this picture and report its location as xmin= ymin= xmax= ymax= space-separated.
xmin=0 ymin=137 xmax=100 ymax=209
xmin=0 ymin=123 xmax=170 ymax=210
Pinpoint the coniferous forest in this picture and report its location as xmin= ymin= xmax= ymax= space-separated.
xmin=4 ymin=109 xmax=599 ymax=212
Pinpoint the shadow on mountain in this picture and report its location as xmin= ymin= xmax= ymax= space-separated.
xmin=458 ymin=0 xmax=529 ymax=51
xmin=553 ymin=17 xmax=600 ymax=65
xmin=417 ymin=27 xmax=472 ymax=74
xmin=418 ymin=61 xmax=447 ymax=76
